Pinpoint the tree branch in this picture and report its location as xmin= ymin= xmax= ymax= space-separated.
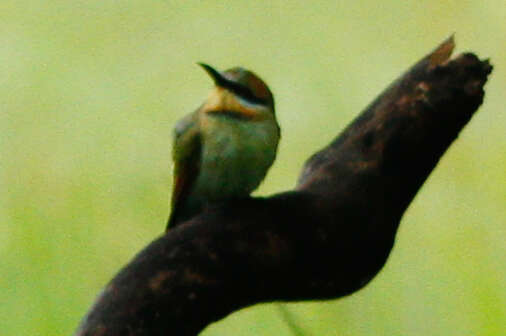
xmin=75 ymin=37 xmax=492 ymax=336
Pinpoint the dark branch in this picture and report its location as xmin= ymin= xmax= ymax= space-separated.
xmin=75 ymin=37 xmax=492 ymax=336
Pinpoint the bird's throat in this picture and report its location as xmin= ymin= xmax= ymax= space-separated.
xmin=202 ymin=87 xmax=269 ymax=121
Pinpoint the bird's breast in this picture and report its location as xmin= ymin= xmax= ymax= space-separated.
xmin=190 ymin=113 xmax=279 ymax=203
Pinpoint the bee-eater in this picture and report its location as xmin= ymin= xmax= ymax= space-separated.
xmin=166 ymin=63 xmax=280 ymax=230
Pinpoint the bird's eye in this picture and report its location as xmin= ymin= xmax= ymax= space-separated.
xmin=229 ymin=83 xmax=267 ymax=105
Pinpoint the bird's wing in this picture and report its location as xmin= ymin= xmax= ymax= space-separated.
xmin=167 ymin=112 xmax=202 ymax=230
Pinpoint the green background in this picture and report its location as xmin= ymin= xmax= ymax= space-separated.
xmin=1 ymin=1 xmax=504 ymax=335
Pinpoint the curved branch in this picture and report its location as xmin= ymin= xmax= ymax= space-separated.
xmin=75 ymin=37 xmax=492 ymax=336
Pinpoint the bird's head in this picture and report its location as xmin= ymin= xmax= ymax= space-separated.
xmin=198 ymin=63 xmax=275 ymax=120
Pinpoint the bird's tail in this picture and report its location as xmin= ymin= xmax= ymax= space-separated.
xmin=165 ymin=204 xmax=197 ymax=232
xmin=165 ymin=211 xmax=180 ymax=231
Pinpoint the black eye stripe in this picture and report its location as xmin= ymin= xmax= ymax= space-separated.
xmin=223 ymin=81 xmax=267 ymax=105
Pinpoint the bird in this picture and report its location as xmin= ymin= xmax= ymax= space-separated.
xmin=166 ymin=63 xmax=280 ymax=230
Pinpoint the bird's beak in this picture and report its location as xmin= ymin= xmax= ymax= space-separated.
xmin=197 ymin=63 xmax=230 ymax=88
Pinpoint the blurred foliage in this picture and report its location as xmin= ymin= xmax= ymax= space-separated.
xmin=1 ymin=1 xmax=504 ymax=335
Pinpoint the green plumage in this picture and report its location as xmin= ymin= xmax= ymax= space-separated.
xmin=167 ymin=65 xmax=279 ymax=230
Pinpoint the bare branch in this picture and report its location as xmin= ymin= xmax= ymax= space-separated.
xmin=75 ymin=37 xmax=492 ymax=336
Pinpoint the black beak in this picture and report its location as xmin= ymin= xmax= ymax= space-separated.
xmin=197 ymin=63 xmax=230 ymax=88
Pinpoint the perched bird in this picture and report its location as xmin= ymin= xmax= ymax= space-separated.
xmin=167 ymin=63 xmax=280 ymax=230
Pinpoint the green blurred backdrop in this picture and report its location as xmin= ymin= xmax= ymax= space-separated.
xmin=1 ymin=1 xmax=504 ymax=335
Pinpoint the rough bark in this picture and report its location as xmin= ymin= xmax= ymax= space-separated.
xmin=75 ymin=37 xmax=492 ymax=336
